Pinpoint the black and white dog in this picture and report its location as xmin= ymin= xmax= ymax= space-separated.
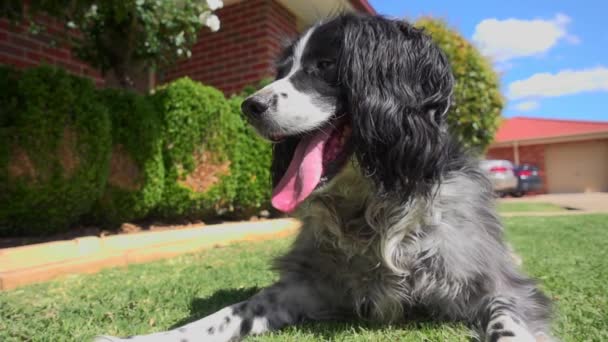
xmin=96 ymin=14 xmax=554 ymax=342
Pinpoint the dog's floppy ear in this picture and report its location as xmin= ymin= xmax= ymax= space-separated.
xmin=338 ymin=14 xmax=454 ymax=197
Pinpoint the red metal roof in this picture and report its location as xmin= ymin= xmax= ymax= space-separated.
xmin=349 ymin=0 xmax=376 ymax=14
xmin=494 ymin=116 xmax=608 ymax=143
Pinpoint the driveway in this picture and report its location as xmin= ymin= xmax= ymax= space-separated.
xmin=500 ymin=192 xmax=608 ymax=213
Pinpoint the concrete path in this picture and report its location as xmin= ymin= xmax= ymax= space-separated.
xmin=500 ymin=210 xmax=604 ymax=217
xmin=3 ymin=193 xmax=606 ymax=290
xmin=499 ymin=192 xmax=608 ymax=214
xmin=499 ymin=192 xmax=608 ymax=217
xmin=0 ymin=219 xmax=301 ymax=291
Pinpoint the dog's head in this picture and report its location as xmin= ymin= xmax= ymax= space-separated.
xmin=241 ymin=14 xmax=454 ymax=213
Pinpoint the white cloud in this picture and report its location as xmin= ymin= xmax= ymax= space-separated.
xmin=508 ymin=67 xmax=608 ymax=100
xmin=473 ymin=13 xmax=579 ymax=61
xmin=514 ymin=100 xmax=540 ymax=112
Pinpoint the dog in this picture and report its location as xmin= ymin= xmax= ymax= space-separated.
xmin=95 ymin=13 xmax=554 ymax=342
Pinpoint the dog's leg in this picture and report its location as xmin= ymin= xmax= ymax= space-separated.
xmin=94 ymin=280 xmax=339 ymax=342
xmin=480 ymin=297 xmax=552 ymax=342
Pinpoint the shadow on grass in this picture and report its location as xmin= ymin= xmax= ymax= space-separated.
xmin=170 ymin=287 xmax=463 ymax=340
xmin=284 ymin=319 xmax=461 ymax=341
xmin=169 ymin=287 xmax=261 ymax=329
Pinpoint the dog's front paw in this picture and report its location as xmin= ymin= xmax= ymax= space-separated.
xmin=486 ymin=314 xmax=537 ymax=342
xmin=486 ymin=329 xmax=536 ymax=342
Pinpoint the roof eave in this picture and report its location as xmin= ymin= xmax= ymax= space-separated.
xmin=490 ymin=131 xmax=608 ymax=148
xmin=277 ymin=0 xmax=376 ymax=31
xmin=349 ymin=0 xmax=376 ymax=14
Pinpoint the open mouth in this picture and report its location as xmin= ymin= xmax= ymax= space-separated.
xmin=271 ymin=118 xmax=352 ymax=213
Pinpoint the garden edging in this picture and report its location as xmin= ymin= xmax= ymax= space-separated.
xmin=0 ymin=219 xmax=301 ymax=291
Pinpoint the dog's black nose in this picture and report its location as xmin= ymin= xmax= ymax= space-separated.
xmin=241 ymin=96 xmax=269 ymax=119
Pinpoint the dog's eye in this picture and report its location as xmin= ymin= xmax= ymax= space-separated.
xmin=317 ymin=59 xmax=335 ymax=70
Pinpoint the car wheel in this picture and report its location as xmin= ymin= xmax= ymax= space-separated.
xmin=511 ymin=191 xmax=524 ymax=198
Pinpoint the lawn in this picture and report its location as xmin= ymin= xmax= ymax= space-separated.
xmin=1 ymin=215 xmax=607 ymax=342
xmin=498 ymin=201 xmax=566 ymax=213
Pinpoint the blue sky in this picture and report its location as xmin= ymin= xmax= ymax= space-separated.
xmin=369 ymin=0 xmax=608 ymax=122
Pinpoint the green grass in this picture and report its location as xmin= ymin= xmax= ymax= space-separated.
xmin=504 ymin=214 xmax=607 ymax=341
xmin=498 ymin=201 xmax=566 ymax=213
xmin=1 ymin=215 xmax=607 ymax=342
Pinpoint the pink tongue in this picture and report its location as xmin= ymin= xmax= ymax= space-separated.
xmin=271 ymin=131 xmax=329 ymax=213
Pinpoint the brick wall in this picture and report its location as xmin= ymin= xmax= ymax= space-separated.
xmin=163 ymin=0 xmax=299 ymax=95
xmin=486 ymin=143 xmax=550 ymax=193
xmin=1 ymin=0 xmax=298 ymax=94
xmin=517 ymin=144 xmax=547 ymax=193
xmin=0 ymin=16 xmax=105 ymax=86
xmin=517 ymin=144 xmax=545 ymax=170
xmin=485 ymin=146 xmax=514 ymax=161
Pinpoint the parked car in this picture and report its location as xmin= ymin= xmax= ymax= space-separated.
xmin=479 ymin=159 xmax=518 ymax=196
xmin=511 ymin=164 xmax=542 ymax=197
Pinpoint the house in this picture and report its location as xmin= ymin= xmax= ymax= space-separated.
xmin=486 ymin=117 xmax=608 ymax=193
xmin=0 ymin=0 xmax=375 ymax=94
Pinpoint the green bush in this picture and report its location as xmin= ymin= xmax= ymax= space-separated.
xmin=223 ymin=95 xmax=272 ymax=217
xmin=152 ymin=77 xmax=272 ymax=219
xmin=0 ymin=66 xmax=111 ymax=236
xmin=151 ymin=77 xmax=233 ymax=218
xmin=415 ymin=18 xmax=504 ymax=152
xmin=90 ymin=89 xmax=164 ymax=224
xmin=0 ymin=68 xmax=273 ymax=234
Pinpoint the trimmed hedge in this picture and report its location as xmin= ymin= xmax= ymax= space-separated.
xmin=152 ymin=77 xmax=232 ymax=218
xmin=223 ymin=95 xmax=272 ymax=217
xmin=152 ymin=78 xmax=272 ymax=219
xmin=0 ymin=67 xmax=273 ymax=235
xmin=0 ymin=66 xmax=111 ymax=236
xmin=90 ymin=89 xmax=165 ymax=224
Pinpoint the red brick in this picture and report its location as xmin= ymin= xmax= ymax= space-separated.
xmin=0 ymin=10 xmax=106 ymax=86
xmin=485 ymin=147 xmax=513 ymax=161
xmin=10 ymin=35 xmax=41 ymax=52
xmin=486 ymin=144 xmax=547 ymax=193
xmin=164 ymin=0 xmax=298 ymax=94
xmin=42 ymin=46 xmax=70 ymax=60
xmin=25 ymin=47 xmax=46 ymax=58
xmin=0 ymin=42 xmax=24 ymax=57
xmin=0 ymin=54 xmax=35 ymax=68
xmin=4 ymin=0 xmax=296 ymax=93
xmin=0 ymin=20 xmax=11 ymax=30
